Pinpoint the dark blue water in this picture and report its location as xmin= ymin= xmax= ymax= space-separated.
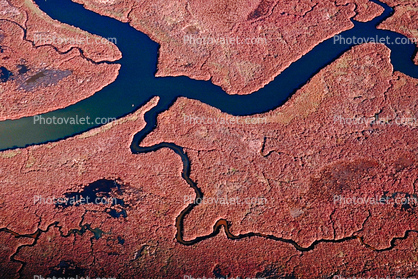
xmin=0 ymin=0 xmax=417 ymax=150
xmin=0 ymin=67 xmax=12 ymax=82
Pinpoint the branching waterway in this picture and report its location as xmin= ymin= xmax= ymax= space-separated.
xmin=0 ymin=0 xmax=417 ymax=149
xmin=1 ymin=0 xmax=418 ymax=248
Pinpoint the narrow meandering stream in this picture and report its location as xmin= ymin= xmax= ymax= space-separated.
xmin=0 ymin=0 xmax=417 ymax=150
xmin=1 ymin=0 xmax=418 ymax=247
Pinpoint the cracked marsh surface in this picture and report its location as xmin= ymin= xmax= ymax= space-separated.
xmin=1 ymin=0 xmax=418 ymax=278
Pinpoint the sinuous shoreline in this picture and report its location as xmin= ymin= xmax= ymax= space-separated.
xmin=1 ymin=0 xmax=418 ymax=277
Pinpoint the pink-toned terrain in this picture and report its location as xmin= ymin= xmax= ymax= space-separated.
xmin=1 ymin=42 xmax=418 ymax=278
xmin=1 ymin=0 xmax=418 ymax=278
xmin=379 ymin=0 xmax=418 ymax=65
xmin=70 ymin=0 xmax=386 ymax=95
xmin=0 ymin=0 xmax=121 ymax=121
xmin=143 ymin=42 xmax=418 ymax=252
